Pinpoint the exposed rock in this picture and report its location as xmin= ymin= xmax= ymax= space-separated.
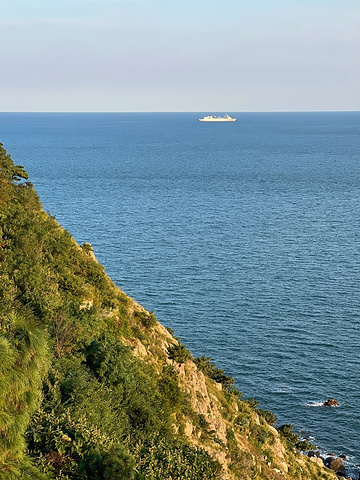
xmin=123 ymin=337 xmax=148 ymax=357
xmin=183 ymin=421 xmax=193 ymax=437
xmin=307 ymin=450 xmax=324 ymax=468
xmin=79 ymin=299 xmax=93 ymax=310
xmin=324 ymin=456 xmax=336 ymax=467
xmin=308 ymin=450 xmax=322 ymax=458
xmin=267 ymin=425 xmax=289 ymax=473
xmin=330 ymin=456 xmax=346 ymax=472
xmin=309 ymin=456 xmax=324 ymax=467
xmin=81 ymin=242 xmax=97 ymax=261
xmin=323 ymin=398 xmax=340 ymax=407
xmin=327 ymin=456 xmax=346 ymax=474
xmin=175 ymin=361 xmax=228 ymax=444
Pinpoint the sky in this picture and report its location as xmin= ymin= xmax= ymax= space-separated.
xmin=0 ymin=0 xmax=359 ymax=112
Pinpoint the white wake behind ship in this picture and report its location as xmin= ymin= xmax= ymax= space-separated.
xmin=198 ymin=114 xmax=236 ymax=122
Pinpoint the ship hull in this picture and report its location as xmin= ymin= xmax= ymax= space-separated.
xmin=198 ymin=118 xmax=236 ymax=122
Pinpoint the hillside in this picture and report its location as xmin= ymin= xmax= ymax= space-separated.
xmin=0 ymin=142 xmax=338 ymax=479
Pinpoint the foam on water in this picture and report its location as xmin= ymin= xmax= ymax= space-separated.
xmin=306 ymin=401 xmax=327 ymax=407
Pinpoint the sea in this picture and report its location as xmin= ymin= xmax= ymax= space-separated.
xmin=1 ymin=112 xmax=359 ymax=474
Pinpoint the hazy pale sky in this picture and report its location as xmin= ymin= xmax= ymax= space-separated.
xmin=0 ymin=0 xmax=359 ymax=112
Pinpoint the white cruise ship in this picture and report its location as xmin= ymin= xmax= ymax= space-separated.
xmin=198 ymin=114 xmax=236 ymax=122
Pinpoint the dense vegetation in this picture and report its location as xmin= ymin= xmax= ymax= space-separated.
xmin=0 ymin=143 xmax=337 ymax=480
xmin=0 ymin=143 xmax=222 ymax=479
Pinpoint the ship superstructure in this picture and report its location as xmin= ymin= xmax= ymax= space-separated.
xmin=198 ymin=114 xmax=236 ymax=122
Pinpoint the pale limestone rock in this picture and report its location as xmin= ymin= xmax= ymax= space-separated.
xmin=79 ymin=299 xmax=93 ymax=310
xmin=81 ymin=242 xmax=97 ymax=261
xmin=123 ymin=338 xmax=148 ymax=357
xmin=178 ymin=362 xmax=227 ymax=444
xmin=268 ymin=425 xmax=289 ymax=473
xmin=310 ymin=456 xmax=325 ymax=467
xmin=183 ymin=421 xmax=193 ymax=437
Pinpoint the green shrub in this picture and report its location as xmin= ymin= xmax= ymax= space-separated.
xmin=168 ymin=342 xmax=192 ymax=364
xmin=194 ymin=355 xmax=238 ymax=391
xmin=277 ymin=424 xmax=314 ymax=451
xmin=257 ymin=408 xmax=277 ymax=425
xmin=134 ymin=310 xmax=157 ymax=328
xmin=157 ymin=366 xmax=185 ymax=411
xmin=165 ymin=326 xmax=174 ymax=336
xmin=26 ymin=409 xmax=132 ymax=480
xmin=245 ymin=397 xmax=260 ymax=409
xmin=234 ymin=413 xmax=251 ymax=432
xmin=250 ymin=424 xmax=273 ymax=446
xmin=132 ymin=437 xmax=222 ymax=479
xmin=225 ymin=427 xmax=254 ymax=477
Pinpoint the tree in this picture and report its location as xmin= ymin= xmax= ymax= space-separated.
xmin=0 ymin=142 xmax=28 ymax=184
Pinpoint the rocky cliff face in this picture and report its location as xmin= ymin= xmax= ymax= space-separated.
xmin=123 ymin=303 xmax=338 ymax=480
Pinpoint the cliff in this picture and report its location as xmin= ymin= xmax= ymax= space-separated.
xmin=0 ymin=143 xmax=338 ymax=479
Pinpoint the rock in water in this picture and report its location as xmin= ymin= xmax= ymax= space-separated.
xmin=323 ymin=398 xmax=339 ymax=407
xmin=329 ymin=457 xmax=346 ymax=474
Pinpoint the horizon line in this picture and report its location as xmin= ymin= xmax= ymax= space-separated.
xmin=1 ymin=110 xmax=359 ymax=114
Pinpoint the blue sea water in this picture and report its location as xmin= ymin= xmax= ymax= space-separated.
xmin=1 ymin=112 xmax=360 ymax=472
